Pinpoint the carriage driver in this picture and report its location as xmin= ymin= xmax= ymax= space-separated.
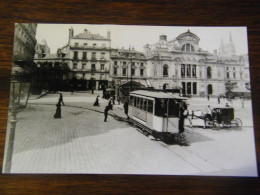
xmin=178 ymin=102 xmax=188 ymax=134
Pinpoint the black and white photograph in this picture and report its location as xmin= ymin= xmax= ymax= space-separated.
xmin=2 ymin=24 xmax=257 ymax=176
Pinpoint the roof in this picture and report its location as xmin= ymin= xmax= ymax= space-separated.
xmin=130 ymin=90 xmax=186 ymax=100
xmin=73 ymin=33 xmax=109 ymax=40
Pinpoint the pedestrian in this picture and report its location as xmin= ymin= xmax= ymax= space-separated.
xmin=93 ymin=95 xmax=100 ymax=106
xmin=123 ymin=100 xmax=129 ymax=119
xmin=204 ymin=105 xmax=212 ymax=128
xmin=91 ymin=86 xmax=94 ymax=94
xmin=108 ymin=98 xmax=113 ymax=110
xmin=218 ymin=96 xmax=220 ymax=104
xmin=117 ymin=96 xmax=121 ymax=105
xmin=112 ymin=95 xmax=115 ymax=105
xmin=178 ymin=103 xmax=188 ymax=134
xmin=53 ymin=101 xmax=62 ymax=119
xmin=104 ymin=106 xmax=109 ymax=122
xmin=225 ymin=103 xmax=230 ymax=107
xmin=59 ymin=93 xmax=65 ymax=106
xmin=207 ymin=95 xmax=210 ymax=101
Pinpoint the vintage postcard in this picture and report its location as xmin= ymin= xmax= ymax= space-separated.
xmin=2 ymin=24 xmax=257 ymax=176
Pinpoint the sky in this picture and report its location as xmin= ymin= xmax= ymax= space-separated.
xmin=35 ymin=24 xmax=248 ymax=55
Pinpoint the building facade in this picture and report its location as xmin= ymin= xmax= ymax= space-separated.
xmin=144 ymin=30 xmax=249 ymax=97
xmin=13 ymin=23 xmax=37 ymax=73
xmin=68 ymin=28 xmax=111 ymax=90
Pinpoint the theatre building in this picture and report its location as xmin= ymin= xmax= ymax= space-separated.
xmin=144 ymin=30 xmax=248 ymax=97
xmin=67 ymin=28 xmax=111 ymax=90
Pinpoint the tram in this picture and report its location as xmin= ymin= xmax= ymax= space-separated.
xmin=128 ymin=90 xmax=188 ymax=145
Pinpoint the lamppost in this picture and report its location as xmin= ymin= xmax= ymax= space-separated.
xmin=3 ymin=66 xmax=31 ymax=173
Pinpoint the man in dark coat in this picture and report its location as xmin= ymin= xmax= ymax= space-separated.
xmin=59 ymin=93 xmax=65 ymax=106
xmin=93 ymin=95 xmax=100 ymax=106
xmin=104 ymin=106 xmax=109 ymax=122
xmin=124 ymin=101 xmax=129 ymax=118
xmin=178 ymin=103 xmax=188 ymax=133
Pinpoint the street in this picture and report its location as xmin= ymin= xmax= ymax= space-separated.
xmin=9 ymin=91 xmax=258 ymax=176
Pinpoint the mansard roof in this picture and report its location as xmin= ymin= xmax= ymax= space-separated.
xmin=176 ymin=29 xmax=200 ymax=42
xmin=73 ymin=33 xmax=109 ymax=40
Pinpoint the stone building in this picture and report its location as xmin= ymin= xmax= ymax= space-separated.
xmin=67 ymin=28 xmax=111 ymax=90
xmin=110 ymin=48 xmax=149 ymax=86
xmin=144 ymin=30 xmax=249 ymax=97
xmin=13 ymin=23 xmax=37 ymax=73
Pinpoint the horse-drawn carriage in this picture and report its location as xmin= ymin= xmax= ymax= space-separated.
xmin=190 ymin=106 xmax=242 ymax=130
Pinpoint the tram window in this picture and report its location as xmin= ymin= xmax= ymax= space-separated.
xmin=136 ymin=97 xmax=140 ymax=109
xmin=134 ymin=97 xmax=137 ymax=107
xmin=155 ymin=99 xmax=167 ymax=117
xmin=130 ymin=96 xmax=134 ymax=106
xmin=147 ymin=100 xmax=153 ymax=113
xmin=168 ymin=99 xmax=181 ymax=117
xmin=143 ymin=99 xmax=147 ymax=111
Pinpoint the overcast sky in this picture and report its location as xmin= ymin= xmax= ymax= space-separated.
xmin=35 ymin=24 xmax=248 ymax=55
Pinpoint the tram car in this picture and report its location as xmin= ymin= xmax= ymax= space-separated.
xmin=128 ymin=90 xmax=188 ymax=145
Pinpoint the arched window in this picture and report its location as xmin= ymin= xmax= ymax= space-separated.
xmin=207 ymin=84 xmax=213 ymax=95
xmin=181 ymin=44 xmax=195 ymax=52
xmin=163 ymin=64 xmax=168 ymax=77
xmin=207 ymin=67 xmax=212 ymax=78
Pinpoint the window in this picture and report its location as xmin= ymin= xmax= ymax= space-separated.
xmin=91 ymin=64 xmax=96 ymax=71
xmin=187 ymin=82 xmax=191 ymax=94
xmin=73 ymin=63 xmax=77 ymax=69
xmin=75 ymin=43 xmax=79 ymax=47
xmin=114 ymin=61 xmax=117 ymax=65
xmin=73 ymin=51 xmax=78 ymax=59
xmin=181 ymin=64 xmax=185 ymax=78
xmin=147 ymin=100 xmax=153 ymax=113
xmin=82 ymin=52 xmax=87 ymax=60
xmin=140 ymin=63 xmax=144 ymax=67
xmin=233 ymin=67 xmax=235 ymax=70
xmin=101 ymin=64 xmax=104 ymax=70
xmin=192 ymin=65 xmax=196 ymax=77
xmin=193 ymin=82 xmax=197 ymax=94
xmin=207 ymin=67 xmax=212 ymax=79
xmin=163 ymin=64 xmax=168 ymax=77
xmin=168 ymin=99 xmax=181 ymax=117
xmin=123 ymin=68 xmax=126 ymax=76
xmin=84 ymin=43 xmax=88 ymax=47
xmin=114 ymin=67 xmax=117 ymax=75
xmin=233 ymin=72 xmax=236 ymax=79
xmin=227 ymin=72 xmax=230 ymax=79
xmin=181 ymin=44 xmax=195 ymax=52
xmin=131 ymin=68 xmax=135 ymax=76
xmin=187 ymin=65 xmax=191 ymax=77
xmin=82 ymin=63 xmax=86 ymax=69
xmin=140 ymin=69 xmax=144 ymax=76
xmin=93 ymin=43 xmax=97 ymax=48
xmin=123 ymin=62 xmax=126 ymax=66
xmin=227 ymin=67 xmax=229 ymax=70
xmin=91 ymin=52 xmax=96 ymax=59
xmin=143 ymin=99 xmax=147 ymax=111
xmin=101 ymin=53 xmax=105 ymax=59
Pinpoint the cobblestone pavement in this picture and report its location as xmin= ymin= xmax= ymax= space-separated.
xmin=6 ymin=92 xmax=258 ymax=176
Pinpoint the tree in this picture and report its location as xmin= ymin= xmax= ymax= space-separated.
xmin=225 ymin=81 xmax=237 ymax=100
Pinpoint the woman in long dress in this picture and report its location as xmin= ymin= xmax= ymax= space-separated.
xmin=54 ymin=101 xmax=61 ymax=119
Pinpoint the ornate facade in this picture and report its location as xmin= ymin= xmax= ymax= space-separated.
xmin=144 ymin=30 xmax=249 ymax=97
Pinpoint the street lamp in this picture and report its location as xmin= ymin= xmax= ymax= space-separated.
xmin=3 ymin=66 xmax=31 ymax=173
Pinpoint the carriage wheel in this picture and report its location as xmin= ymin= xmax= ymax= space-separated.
xmin=213 ymin=120 xmax=220 ymax=130
xmin=231 ymin=118 xmax=243 ymax=130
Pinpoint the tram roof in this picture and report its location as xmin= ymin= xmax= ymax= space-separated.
xmin=130 ymin=90 xmax=187 ymax=100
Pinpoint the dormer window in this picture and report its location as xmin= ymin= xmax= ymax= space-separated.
xmin=181 ymin=44 xmax=195 ymax=52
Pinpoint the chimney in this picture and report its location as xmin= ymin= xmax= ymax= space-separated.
xmin=159 ymin=35 xmax=167 ymax=41
xmin=107 ymin=30 xmax=111 ymax=39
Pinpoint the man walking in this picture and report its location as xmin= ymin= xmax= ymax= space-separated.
xmin=123 ymin=101 xmax=129 ymax=119
xmin=104 ymin=106 xmax=109 ymax=122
